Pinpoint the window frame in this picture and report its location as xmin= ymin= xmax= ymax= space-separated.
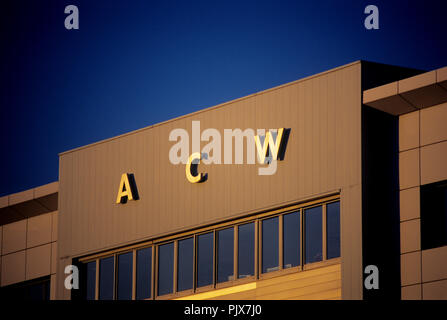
xmin=194 ymin=231 xmax=216 ymax=293
xmin=155 ymin=241 xmax=176 ymax=299
xmin=175 ymin=236 xmax=196 ymax=296
xmin=215 ymin=226 xmax=236 ymax=288
xmin=135 ymin=245 xmax=153 ymax=300
xmin=77 ymin=194 xmax=341 ymax=299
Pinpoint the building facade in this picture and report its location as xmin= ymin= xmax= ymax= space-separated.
xmin=1 ymin=61 xmax=446 ymax=300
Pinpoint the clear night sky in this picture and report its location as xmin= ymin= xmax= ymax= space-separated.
xmin=1 ymin=0 xmax=447 ymax=196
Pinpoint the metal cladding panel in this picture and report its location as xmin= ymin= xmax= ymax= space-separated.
xmin=58 ymin=63 xmax=362 ymax=272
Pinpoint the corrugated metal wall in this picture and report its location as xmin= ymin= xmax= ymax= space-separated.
xmin=57 ymin=61 xmax=362 ymax=299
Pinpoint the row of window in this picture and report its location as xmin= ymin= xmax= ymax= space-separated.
xmin=79 ymin=200 xmax=340 ymax=300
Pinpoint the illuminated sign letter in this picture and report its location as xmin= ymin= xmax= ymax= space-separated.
xmin=186 ymin=152 xmax=206 ymax=183
xmin=254 ymin=128 xmax=284 ymax=164
xmin=116 ymin=173 xmax=135 ymax=204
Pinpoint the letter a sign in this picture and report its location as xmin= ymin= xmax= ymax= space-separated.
xmin=116 ymin=173 xmax=135 ymax=204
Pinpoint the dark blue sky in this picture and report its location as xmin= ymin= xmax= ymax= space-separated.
xmin=1 ymin=0 xmax=447 ymax=196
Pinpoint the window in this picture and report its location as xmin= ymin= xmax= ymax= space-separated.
xmin=0 ymin=276 xmax=51 ymax=300
xmin=197 ymin=232 xmax=214 ymax=288
xmin=85 ymin=261 xmax=96 ymax=300
xmin=262 ymin=217 xmax=279 ymax=273
xmin=327 ymin=201 xmax=341 ymax=259
xmin=283 ymin=211 xmax=300 ymax=268
xmin=158 ymin=242 xmax=174 ymax=296
xmin=217 ymin=227 xmax=234 ymax=283
xmin=79 ymin=196 xmax=339 ymax=299
xmin=421 ymin=180 xmax=447 ymax=250
xmin=304 ymin=206 xmax=323 ymax=264
xmin=99 ymin=256 xmax=115 ymax=300
xmin=136 ymin=247 xmax=152 ymax=300
xmin=177 ymin=237 xmax=194 ymax=291
xmin=117 ymin=252 xmax=133 ymax=300
xmin=238 ymin=222 xmax=255 ymax=278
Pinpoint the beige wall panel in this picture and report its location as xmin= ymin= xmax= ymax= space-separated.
xmin=2 ymin=220 xmax=27 ymax=255
xmin=420 ymin=141 xmax=447 ymax=185
xmin=55 ymin=257 xmax=72 ymax=300
xmin=50 ymin=274 xmax=57 ymax=300
xmin=401 ymin=251 xmax=421 ymax=286
xmin=190 ymin=264 xmax=341 ymax=300
xmin=58 ymin=152 xmax=72 ymax=258
xmin=401 ymin=284 xmax=422 ymax=300
xmin=400 ymin=187 xmax=420 ymax=222
xmin=9 ymin=189 xmax=33 ymax=206
xmin=400 ymin=219 xmax=421 ymax=253
xmin=51 ymin=211 xmax=58 ymax=242
xmin=58 ymin=62 xmax=362 ymax=299
xmin=0 ymin=195 xmax=8 ymax=208
xmin=1 ymin=250 xmax=25 ymax=286
xmin=399 ymin=111 xmax=419 ymax=152
xmin=208 ymin=289 xmax=257 ymax=300
xmin=399 ymin=70 xmax=436 ymax=93
xmin=27 ymin=213 xmax=52 ymax=248
xmin=399 ymin=149 xmax=420 ymax=190
xmin=33 ymin=181 xmax=58 ymax=199
xmin=420 ymin=102 xmax=447 ymax=146
xmin=340 ymin=184 xmax=363 ymax=300
xmin=51 ymin=242 xmax=57 ymax=274
xmin=285 ymin=286 xmax=341 ymax=300
xmin=26 ymin=243 xmax=51 ymax=280
xmin=422 ymin=246 xmax=447 ymax=282
xmin=300 ymin=288 xmax=341 ymax=300
xmin=423 ymin=279 xmax=447 ymax=300
xmin=256 ymin=272 xmax=341 ymax=299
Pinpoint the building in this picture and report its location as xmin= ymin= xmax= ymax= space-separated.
xmin=0 ymin=61 xmax=446 ymax=300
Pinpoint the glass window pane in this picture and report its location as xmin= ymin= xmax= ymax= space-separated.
xmin=197 ymin=232 xmax=214 ymax=287
xmin=238 ymin=222 xmax=254 ymax=278
xmin=158 ymin=243 xmax=174 ymax=296
xmin=85 ymin=261 xmax=96 ymax=300
xmin=304 ymin=206 xmax=323 ymax=264
xmin=177 ymin=237 xmax=194 ymax=291
xmin=262 ymin=217 xmax=279 ymax=273
xmin=421 ymin=180 xmax=447 ymax=250
xmin=217 ymin=228 xmax=234 ymax=283
xmin=136 ymin=247 xmax=152 ymax=300
xmin=327 ymin=202 xmax=341 ymax=259
xmin=99 ymin=256 xmax=114 ymax=300
xmin=117 ymin=252 xmax=133 ymax=300
xmin=283 ymin=211 xmax=300 ymax=268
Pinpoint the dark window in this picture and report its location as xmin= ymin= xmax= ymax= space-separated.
xmin=238 ymin=222 xmax=255 ymax=278
xmin=0 ymin=276 xmax=51 ymax=300
xmin=197 ymin=232 xmax=214 ymax=287
xmin=177 ymin=237 xmax=194 ymax=291
xmin=117 ymin=252 xmax=133 ymax=300
xmin=304 ymin=206 xmax=323 ymax=264
xmin=85 ymin=261 xmax=96 ymax=300
xmin=28 ymin=279 xmax=50 ymax=300
xmin=158 ymin=242 xmax=174 ymax=296
xmin=99 ymin=256 xmax=115 ymax=300
xmin=283 ymin=211 xmax=300 ymax=268
xmin=421 ymin=180 xmax=447 ymax=250
xmin=136 ymin=247 xmax=152 ymax=300
xmin=262 ymin=217 xmax=279 ymax=273
xmin=327 ymin=201 xmax=341 ymax=259
xmin=217 ymin=228 xmax=234 ymax=283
